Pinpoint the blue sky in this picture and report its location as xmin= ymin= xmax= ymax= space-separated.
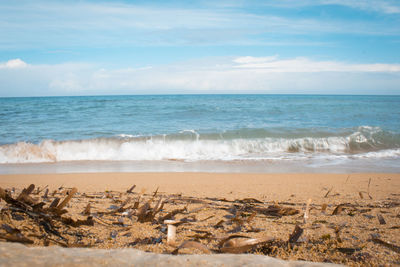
xmin=0 ymin=0 xmax=400 ymax=96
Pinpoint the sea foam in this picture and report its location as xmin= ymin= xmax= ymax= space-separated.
xmin=1 ymin=127 xmax=399 ymax=163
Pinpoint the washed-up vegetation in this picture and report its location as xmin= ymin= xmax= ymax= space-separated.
xmin=0 ymin=182 xmax=399 ymax=266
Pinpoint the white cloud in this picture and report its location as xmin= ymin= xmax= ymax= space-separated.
xmin=0 ymin=1 xmax=399 ymax=50
xmin=0 ymin=58 xmax=28 ymax=69
xmin=0 ymin=57 xmax=399 ymax=96
xmin=233 ymin=56 xmax=400 ymax=72
xmin=262 ymin=0 xmax=400 ymax=14
xmin=320 ymin=0 xmax=400 ymax=14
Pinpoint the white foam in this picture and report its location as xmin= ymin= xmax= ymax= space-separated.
xmin=0 ymin=134 xmax=399 ymax=164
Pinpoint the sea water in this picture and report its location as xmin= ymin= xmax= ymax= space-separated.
xmin=0 ymin=94 xmax=399 ymax=173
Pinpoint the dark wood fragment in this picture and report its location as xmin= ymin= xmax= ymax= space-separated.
xmin=377 ymin=213 xmax=386 ymax=225
xmin=371 ymin=238 xmax=400 ymax=253
xmin=288 ymin=225 xmax=303 ymax=243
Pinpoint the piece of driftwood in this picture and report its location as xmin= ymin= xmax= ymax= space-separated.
xmin=56 ymin=188 xmax=77 ymax=211
xmin=219 ymin=236 xmax=275 ymax=254
xmin=332 ymin=204 xmax=345 ymax=215
xmin=288 ymin=225 xmax=303 ymax=243
xmin=0 ymin=233 xmax=34 ymax=244
xmin=172 ymin=240 xmax=211 ymax=255
xmin=17 ymin=184 xmax=35 ymax=200
xmin=49 ymin=198 xmax=60 ymax=209
xmin=321 ymin=204 xmax=327 ymax=214
xmin=367 ymin=178 xmax=373 ymax=199
xmin=377 ymin=213 xmax=386 ymax=225
xmin=42 ymin=188 xmax=49 ymax=199
xmin=82 ymin=203 xmax=91 ymax=215
xmin=324 ymin=187 xmax=333 ymax=198
xmin=61 ymin=216 xmax=94 ymax=227
xmin=254 ymin=205 xmax=299 ymax=217
xmin=158 ymin=207 xmax=186 ymax=223
xmin=126 ymin=185 xmax=136 ymax=194
xmin=235 ymin=198 xmax=263 ymax=204
xmin=370 ymin=237 xmax=400 ymax=253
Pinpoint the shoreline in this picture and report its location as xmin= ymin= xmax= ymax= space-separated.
xmin=1 ymin=158 xmax=400 ymax=175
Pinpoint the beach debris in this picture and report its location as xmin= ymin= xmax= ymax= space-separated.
xmin=304 ymin=198 xmax=311 ymax=223
xmin=235 ymin=198 xmax=263 ymax=204
xmin=370 ymin=236 xmax=400 ymax=253
xmin=253 ymin=204 xmax=299 ymax=217
xmin=219 ymin=236 xmax=275 ymax=254
xmin=377 ymin=213 xmax=386 ymax=225
xmin=367 ymin=178 xmax=373 ymax=199
xmin=49 ymin=198 xmax=60 ymax=209
xmin=0 ymin=232 xmax=34 ymax=244
xmin=0 ymin=182 xmax=399 ymax=265
xmin=172 ymin=240 xmax=211 ymax=255
xmin=0 ymin=223 xmax=34 ymax=244
xmin=337 ymin=247 xmax=360 ymax=255
xmin=158 ymin=207 xmax=187 ymax=223
xmin=126 ymin=185 xmax=136 ymax=194
xmin=164 ymin=219 xmax=182 ymax=245
xmin=288 ymin=225 xmax=303 ymax=243
xmin=332 ymin=204 xmax=345 ymax=215
xmin=56 ymin=188 xmax=77 ymax=211
xmin=321 ymin=204 xmax=327 ymax=214
xmin=61 ymin=216 xmax=94 ymax=227
xmin=334 ymin=225 xmax=345 ymax=243
xmin=324 ymin=187 xmax=333 ymax=198
xmin=153 ymin=187 xmax=159 ymax=197
xmin=359 ymin=192 xmax=364 ymax=199
xmin=82 ymin=203 xmax=91 ymax=215
xmin=42 ymin=188 xmax=49 ymax=199
xmin=137 ymin=197 xmax=164 ymax=223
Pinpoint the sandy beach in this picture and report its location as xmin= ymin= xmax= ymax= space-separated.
xmin=0 ymin=172 xmax=399 ymax=266
xmin=1 ymin=172 xmax=398 ymax=202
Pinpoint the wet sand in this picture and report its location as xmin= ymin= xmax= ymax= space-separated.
xmin=0 ymin=172 xmax=399 ymax=266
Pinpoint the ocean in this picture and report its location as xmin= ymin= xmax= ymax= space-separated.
xmin=1 ymin=94 xmax=399 ymax=173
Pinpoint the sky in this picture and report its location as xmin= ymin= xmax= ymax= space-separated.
xmin=0 ymin=0 xmax=400 ymax=96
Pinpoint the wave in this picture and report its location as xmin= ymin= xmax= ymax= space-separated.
xmin=1 ymin=126 xmax=399 ymax=163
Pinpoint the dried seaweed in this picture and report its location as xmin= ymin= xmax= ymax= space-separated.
xmin=0 ymin=182 xmax=399 ymax=265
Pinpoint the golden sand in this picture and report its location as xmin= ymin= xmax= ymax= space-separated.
xmin=0 ymin=172 xmax=399 ymax=266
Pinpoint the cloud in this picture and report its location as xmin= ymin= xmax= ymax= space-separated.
xmin=0 ymin=58 xmax=28 ymax=69
xmin=0 ymin=57 xmax=399 ymax=96
xmin=320 ymin=0 xmax=400 ymax=14
xmin=0 ymin=1 xmax=399 ymax=50
xmin=258 ymin=0 xmax=400 ymax=14
xmin=233 ymin=56 xmax=400 ymax=72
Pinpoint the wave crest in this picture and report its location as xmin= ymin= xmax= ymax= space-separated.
xmin=1 ymin=127 xmax=399 ymax=163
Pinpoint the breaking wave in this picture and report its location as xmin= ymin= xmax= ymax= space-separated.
xmin=1 ymin=126 xmax=399 ymax=163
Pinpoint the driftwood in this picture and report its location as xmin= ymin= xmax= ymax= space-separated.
xmin=0 ymin=183 xmax=399 ymax=265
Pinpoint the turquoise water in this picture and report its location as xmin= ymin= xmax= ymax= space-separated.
xmin=0 ymin=95 xmax=399 ymax=170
